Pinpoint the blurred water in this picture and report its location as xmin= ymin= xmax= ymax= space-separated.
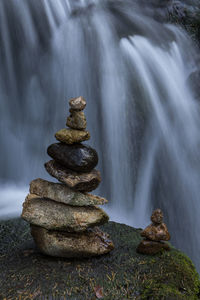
xmin=0 ymin=0 xmax=200 ymax=270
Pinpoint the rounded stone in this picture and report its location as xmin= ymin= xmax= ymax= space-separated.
xmin=47 ymin=143 xmax=98 ymax=172
xmin=137 ymin=240 xmax=170 ymax=255
xmin=141 ymin=223 xmax=170 ymax=241
xmin=151 ymin=209 xmax=163 ymax=224
xmin=66 ymin=111 xmax=87 ymax=130
xmin=69 ymin=96 xmax=86 ymax=111
xmin=55 ymin=128 xmax=90 ymax=144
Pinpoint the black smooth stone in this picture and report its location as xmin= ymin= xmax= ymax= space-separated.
xmin=47 ymin=143 xmax=98 ymax=172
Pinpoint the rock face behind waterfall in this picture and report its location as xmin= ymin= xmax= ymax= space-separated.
xmin=0 ymin=218 xmax=199 ymax=300
xmin=21 ymin=97 xmax=114 ymax=258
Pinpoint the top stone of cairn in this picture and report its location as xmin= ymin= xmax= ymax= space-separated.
xmin=69 ymin=96 xmax=86 ymax=111
xmin=151 ymin=209 xmax=163 ymax=224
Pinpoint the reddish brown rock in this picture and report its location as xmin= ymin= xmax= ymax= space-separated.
xmin=137 ymin=240 xmax=170 ymax=255
xmin=69 ymin=96 xmax=86 ymax=111
xmin=31 ymin=225 xmax=114 ymax=258
xmin=151 ymin=209 xmax=163 ymax=224
xmin=44 ymin=160 xmax=101 ymax=192
xmin=141 ymin=223 xmax=170 ymax=241
xmin=137 ymin=208 xmax=171 ymax=255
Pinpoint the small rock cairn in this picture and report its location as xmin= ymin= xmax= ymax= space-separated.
xmin=137 ymin=209 xmax=170 ymax=254
xmin=22 ymin=97 xmax=114 ymax=258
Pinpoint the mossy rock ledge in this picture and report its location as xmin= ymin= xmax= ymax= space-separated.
xmin=0 ymin=219 xmax=199 ymax=300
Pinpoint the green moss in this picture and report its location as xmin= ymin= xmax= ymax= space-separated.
xmin=139 ymin=249 xmax=200 ymax=299
xmin=0 ymin=219 xmax=199 ymax=299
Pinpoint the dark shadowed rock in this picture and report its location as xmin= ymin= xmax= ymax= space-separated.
xmin=30 ymin=178 xmax=107 ymax=206
xmin=31 ymin=225 xmax=114 ymax=258
xmin=21 ymin=195 xmax=109 ymax=232
xmin=47 ymin=143 xmax=98 ymax=172
xmin=55 ymin=128 xmax=90 ymax=144
xmin=44 ymin=160 xmax=101 ymax=192
xmin=141 ymin=223 xmax=170 ymax=241
xmin=137 ymin=240 xmax=170 ymax=255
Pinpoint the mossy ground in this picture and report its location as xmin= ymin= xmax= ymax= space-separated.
xmin=0 ymin=219 xmax=199 ymax=299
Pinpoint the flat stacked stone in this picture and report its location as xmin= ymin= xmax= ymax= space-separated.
xmin=21 ymin=97 xmax=114 ymax=258
xmin=137 ymin=209 xmax=170 ymax=255
xmin=44 ymin=160 xmax=101 ymax=192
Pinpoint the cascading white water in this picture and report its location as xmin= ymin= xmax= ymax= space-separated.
xmin=1 ymin=0 xmax=200 ymax=270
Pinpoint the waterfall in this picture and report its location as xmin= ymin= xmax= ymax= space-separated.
xmin=1 ymin=0 xmax=200 ymax=270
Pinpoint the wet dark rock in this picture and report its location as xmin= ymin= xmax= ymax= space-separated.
xmin=0 ymin=219 xmax=199 ymax=299
xmin=137 ymin=239 xmax=170 ymax=255
xmin=47 ymin=143 xmax=98 ymax=172
xmin=31 ymin=225 xmax=114 ymax=258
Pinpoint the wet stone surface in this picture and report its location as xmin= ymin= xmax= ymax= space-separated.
xmin=31 ymin=225 xmax=114 ymax=258
xmin=44 ymin=160 xmax=101 ymax=192
xmin=22 ymin=196 xmax=109 ymax=232
xmin=141 ymin=223 xmax=170 ymax=242
xmin=30 ymin=178 xmax=106 ymax=205
xmin=137 ymin=239 xmax=170 ymax=255
xmin=47 ymin=143 xmax=98 ymax=172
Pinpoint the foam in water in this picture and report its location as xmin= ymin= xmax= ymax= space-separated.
xmin=0 ymin=0 xmax=200 ymax=270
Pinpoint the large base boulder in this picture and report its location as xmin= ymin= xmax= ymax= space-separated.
xmin=0 ymin=219 xmax=199 ymax=300
xmin=31 ymin=225 xmax=114 ymax=258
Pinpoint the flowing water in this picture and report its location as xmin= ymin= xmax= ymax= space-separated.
xmin=1 ymin=0 xmax=200 ymax=270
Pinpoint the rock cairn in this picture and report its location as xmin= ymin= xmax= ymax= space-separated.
xmin=137 ymin=209 xmax=170 ymax=254
xmin=22 ymin=96 xmax=114 ymax=258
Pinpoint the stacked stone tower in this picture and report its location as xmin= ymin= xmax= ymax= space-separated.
xmin=137 ymin=209 xmax=170 ymax=254
xmin=22 ymin=97 xmax=114 ymax=258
